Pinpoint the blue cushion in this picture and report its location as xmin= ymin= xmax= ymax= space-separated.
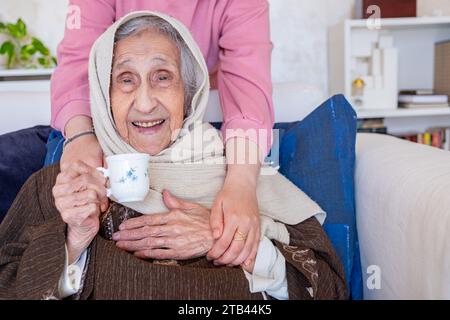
xmin=0 ymin=126 xmax=52 ymax=223
xmin=277 ymin=94 xmax=362 ymax=299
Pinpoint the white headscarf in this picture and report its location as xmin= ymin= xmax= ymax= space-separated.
xmin=89 ymin=11 xmax=325 ymax=244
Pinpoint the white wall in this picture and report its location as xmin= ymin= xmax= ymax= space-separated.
xmin=1 ymin=0 xmax=450 ymax=97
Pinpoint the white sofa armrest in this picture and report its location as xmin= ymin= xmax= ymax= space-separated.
xmin=355 ymin=133 xmax=450 ymax=299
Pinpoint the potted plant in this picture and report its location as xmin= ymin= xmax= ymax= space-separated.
xmin=0 ymin=18 xmax=57 ymax=70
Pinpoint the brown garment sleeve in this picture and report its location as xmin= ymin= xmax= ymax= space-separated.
xmin=0 ymin=169 xmax=67 ymax=300
xmin=275 ymin=217 xmax=348 ymax=300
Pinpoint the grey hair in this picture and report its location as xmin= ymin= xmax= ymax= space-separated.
xmin=114 ymin=16 xmax=199 ymax=117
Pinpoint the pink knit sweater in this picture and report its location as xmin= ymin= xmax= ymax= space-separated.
xmin=51 ymin=0 xmax=274 ymax=154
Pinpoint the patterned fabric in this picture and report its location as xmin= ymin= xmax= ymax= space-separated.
xmin=99 ymin=202 xmax=141 ymax=241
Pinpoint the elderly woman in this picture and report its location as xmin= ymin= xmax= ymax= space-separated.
xmin=0 ymin=12 xmax=346 ymax=300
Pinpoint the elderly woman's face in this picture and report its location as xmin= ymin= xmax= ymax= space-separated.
xmin=110 ymin=28 xmax=185 ymax=155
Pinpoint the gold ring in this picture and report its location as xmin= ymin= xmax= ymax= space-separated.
xmin=234 ymin=230 xmax=248 ymax=241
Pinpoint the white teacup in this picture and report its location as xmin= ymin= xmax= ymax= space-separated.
xmin=97 ymin=153 xmax=150 ymax=203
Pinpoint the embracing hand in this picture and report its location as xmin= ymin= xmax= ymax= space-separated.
xmin=61 ymin=133 xmax=104 ymax=170
xmin=113 ymin=190 xmax=214 ymax=260
xmin=53 ymin=160 xmax=108 ymax=265
xmin=61 ymin=116 xmax=104 ymax=170
xmin=207 ymin=170 xmax=260 ymax=271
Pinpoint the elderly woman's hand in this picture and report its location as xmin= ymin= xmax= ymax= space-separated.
xmin=61 ymin=116 xmax=104 ymax=170
xmin=113 ymin=190 xmax=214 ymax=260
xmin=53 ymin=160 xmax=108 ymax=265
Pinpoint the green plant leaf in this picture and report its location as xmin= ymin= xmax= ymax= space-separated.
xmin=5 ymin=19 xmax=27 ymax=40
xmin=20 ymin=43 xmax=36 ymax=61
xmin=51 ymin=56 xmax=57 ymax=66
xmin=6 ymin=23 xmax=20 ymax=38
xmin=16 ymin=18 xmax=27 ymax=38
xmin=0 ymin=18 xmax=54 ymax=68
xmin=7 ymin=52 xmax=16 ymax=68
xmin=0 ymin=41 xmax=17 ymax=68
xmin=38 ymin=56 xmax=50 ymax=67
xmin=32 ymin=37 xmax=50 ymax=56
xmin=0 ymin=40 xmax=15 ymax=57
xmin=20 ymin=44 xmax=37 ymax=56
xmin=20 ymin=52 xmax=29 ymax=61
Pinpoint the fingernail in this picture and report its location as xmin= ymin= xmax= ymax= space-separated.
xmin=119 ymin=224 xmax=124 ymax=230
xmin=112 ymin=233 xmax=120 ymax=241
xmin=206 ymin=256 xmax=212 ymax=261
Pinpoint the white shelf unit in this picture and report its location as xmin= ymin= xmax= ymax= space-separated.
xmin=329 ymin=16 xmax=450 ymax=135
xmin=0 ymin=68 xmax=53 ymax=135
xmin=356 ymin=107 xmax=450 ymax=119
xmin=0 ymin=68 xmax=54 ymax=78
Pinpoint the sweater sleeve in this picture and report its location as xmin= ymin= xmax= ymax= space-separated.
xmin=217 ymin=0 xmax=274 ymax=156
xmin=58 ymin=246 xmax=87 ymax=298
xmin=50 ymin=0 xmax=116 ymax=134
xmin=275 ymin=218 xmax=349 ymax=300
xmin=0 ymin=172 xmax=67 ymax=300
xmin=244 ymin=236 xmax=288 ymax=300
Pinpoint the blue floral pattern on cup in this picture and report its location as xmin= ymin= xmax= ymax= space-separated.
xmin=117 ymin=167 xmax=138 ymax=184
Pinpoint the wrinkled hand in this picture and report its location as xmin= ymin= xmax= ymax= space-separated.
xmin=207 ymin=174 xmax=260 ymax=270
xmin=53 ymin=160 xmax=108 ymax=264
xmin=60 ymin=125 xmax=109 ymax=234
xmin=113 ymin=190 xmax=214 ymax=260
xmin=61 ymin=133 xmax=104 ymax=170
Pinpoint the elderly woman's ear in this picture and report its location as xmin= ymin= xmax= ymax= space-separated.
xmin=110 ymin=27 xmax=185 ymax=156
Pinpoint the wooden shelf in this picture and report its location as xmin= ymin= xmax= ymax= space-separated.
xmin=357 ymin=107 xmax=450 ymax=119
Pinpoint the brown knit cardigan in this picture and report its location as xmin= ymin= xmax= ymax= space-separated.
xmin=0 ymin=164 xmax=347 ymax=300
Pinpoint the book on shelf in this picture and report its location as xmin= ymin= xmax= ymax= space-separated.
xmin=358 ymin=127 xmax=388 ymax=134
xmin=399 ymin=89 xmax=434 ymax=95
xmin=357 ymin=118 xmax=387 ymax=134
xmin=399 ymin=103 xmax=450 ymax=109
xmin=399 ymin=127 xmax=450 ymax=151
xmin=435 ymin=41 xmax=450 ymax=99
xmin=398 ymin=90 xmax=449 ymax=109
xmin=355 ymin=0 xmax=416 ymax=19
xmin=398 ymin=94 xmax=448 ymax=104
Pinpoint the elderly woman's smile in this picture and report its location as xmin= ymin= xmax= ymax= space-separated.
xmin=110 ymin=27 xmax=185 ymax=155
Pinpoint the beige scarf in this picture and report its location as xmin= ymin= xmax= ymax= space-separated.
xmin=89 ymin=11 xmax=325 ymax=244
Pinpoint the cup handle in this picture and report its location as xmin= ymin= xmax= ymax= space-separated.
xmin=96 ymin=167 xmax=112 ymax=197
